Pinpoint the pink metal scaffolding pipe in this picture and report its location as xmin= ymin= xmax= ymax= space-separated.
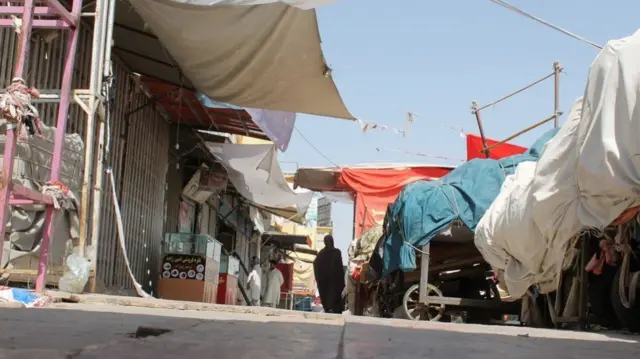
xmin=0 ymin=0 xmax=36 ymax=276
xmin=35 ymin=0 xmax=84 ymax=293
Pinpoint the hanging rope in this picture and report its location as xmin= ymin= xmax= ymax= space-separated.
xmin=487 ymin=0 xmax=603 ymax=50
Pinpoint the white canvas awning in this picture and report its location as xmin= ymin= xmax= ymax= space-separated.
xmin=127 ymin=0 xmax=354 ymax=119
xmin=206 ymin=143 xmax=313 ymax=214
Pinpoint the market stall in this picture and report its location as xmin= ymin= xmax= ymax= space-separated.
xmin=158 ymin=233 xmax=223 ymax=303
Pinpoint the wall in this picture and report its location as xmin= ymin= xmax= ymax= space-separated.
xmin=0 ymin=24 xmax=171 ymax=293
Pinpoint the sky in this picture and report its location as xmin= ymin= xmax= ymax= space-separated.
xmin=279 ymin=0 xmax=640 ymax=261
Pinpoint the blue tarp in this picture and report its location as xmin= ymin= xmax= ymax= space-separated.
xmin=382 ymin=129 xmax=559 ymax=277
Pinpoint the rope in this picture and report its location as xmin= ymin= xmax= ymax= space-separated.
xmin=294 ymin=126 xmax=340 ymax=167
xmin=106 ymin=167 xmax=152 ymax=298
xmin=487 ymin=0 xmax=603 ymax=50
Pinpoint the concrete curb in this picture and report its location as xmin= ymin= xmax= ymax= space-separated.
xmin=43 ymin=291 xmax=343 ymax=322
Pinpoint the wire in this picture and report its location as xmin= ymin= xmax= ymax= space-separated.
xmin=487 ymin=0 xmax=603 ymax=50
xmin=294 ymin=126 xmax=340 ymax=168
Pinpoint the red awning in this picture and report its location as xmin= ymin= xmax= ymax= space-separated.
xmin=337 ymin=166 xmax=454 ymax=238
xmin=141 ymin=77 xmax=269 ymax=140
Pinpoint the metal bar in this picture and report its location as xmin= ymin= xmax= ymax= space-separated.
xmin=553 ymin=61 xmax=562 ymax=128
xmin=578 ymin=236 xmax=589 ymax=330
xmin=0 ymin=19 xmax=70 ymax=28
xmin=36 ymin=0 xmax=84 ymax=293
xmin=79 ymin=0 xmax=106 ymax=261
xmin=41 ymin=0 xmax=79 ymax=27
xmin=471 ymin=101 xmax=490 ymax=158
xmin=114 ymin=22 xmax=159 ymax=40
xmin=418 ymin=244 xmax=430 ymax=304
xmin=473 ymin=71 xmax=555 ymax=113
xmin=420 ymin=295 xmax=520 ymax=311
xmin=481 ymin=113 xmax=559 ymax=154
xmin=0 ymin=0 xmax=36 ymax=273
xmin=88 ymin=0 xmax=116 ymax=292
xmin=11 ymin=184 xmax=54 ymax=205
xmin=0 ymin=89 xmax=91 ymax=103
xmin=0 ymin=6 xmax=56 ymax=15
xmin=113 ymin=46 xmax=177 ymax=68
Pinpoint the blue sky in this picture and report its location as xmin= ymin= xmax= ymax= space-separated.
xmin=279 ymin=0 xmax=639 ymax=260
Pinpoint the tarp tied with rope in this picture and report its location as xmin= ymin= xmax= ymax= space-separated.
xmin=128 ymin=0 xmax=354 ymax=120
xmin=381 ymin=129 xmax=558 ymax=277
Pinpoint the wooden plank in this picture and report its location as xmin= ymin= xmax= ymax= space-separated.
xmin=421 ymin=295 xmax=520 ymax=312
xmin=419 ymin=244 xmax=430 ymax=303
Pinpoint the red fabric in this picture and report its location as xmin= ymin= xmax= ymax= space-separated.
xmin=466 ymin=134 xmax=527 ymax=161
xmin=276 ymin=263 xmax=294 ymax=293
xmin=338 ymin=167 xmax=452 ymax=237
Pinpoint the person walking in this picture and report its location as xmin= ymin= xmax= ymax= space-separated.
xmin=313 ymin=235 xmax=345 ymax=313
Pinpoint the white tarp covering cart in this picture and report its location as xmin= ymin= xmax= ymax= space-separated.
xmin=475 ymin=29 xmax=640 ymax=330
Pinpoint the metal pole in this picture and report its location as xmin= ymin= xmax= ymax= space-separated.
xmin=0 ymin=0 xmax=36 ymax=267
xmin=36 ymin=0 xmax=84 ymax=293
xmin=471 ymin=101 xmax=490 ymax=158
xmin=88 ymin=0 xmax=117 ymax=291
xmin=79 ymin=0 xmax=107 ymax=259
xmin=553 ymin=61 xmax=561 ymax=128
xmin=418 ymin=244 xmax=430 ymax=304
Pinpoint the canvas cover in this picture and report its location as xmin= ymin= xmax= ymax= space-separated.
xmin=475 ymin=28 xmax=640 ymax=299
xmin=0 ymin=125 xmax=84 ymax=273
xmin=205 ymin=143 xmax=313 ymax=214
xmin=339 ymin=166 xmax=453 ymax=237
xmin=128 ymin=0 xmax=353 ymax=119
xmin=381 ymin=129 xmax=558 ymax=276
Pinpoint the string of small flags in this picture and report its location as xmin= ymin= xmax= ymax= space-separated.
xmin=441 ymin=124 xmax=467 ymax=138
xmin=375 ymin=147 xmax=465 ymax=162
xmin=356 ymin=112 xmax=417 ymax=137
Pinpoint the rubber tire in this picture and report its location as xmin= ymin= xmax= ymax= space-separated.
xmin=610 ymin=265 xmax=640 ymax=332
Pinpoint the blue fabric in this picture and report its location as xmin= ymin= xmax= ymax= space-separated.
xmin=382 ymin=129 xmax=559 ymax=276
xmin=10 ymin=288 xmax=41 ymax=305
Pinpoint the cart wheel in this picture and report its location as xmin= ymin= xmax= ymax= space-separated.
xmin=402 ymin=283 xmax=446 ymax=321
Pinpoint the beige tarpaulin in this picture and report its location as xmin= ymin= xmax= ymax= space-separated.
xmin=128 ymin=0 xmax=354 ymax=119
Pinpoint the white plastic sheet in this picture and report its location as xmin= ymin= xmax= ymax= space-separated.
xmin=475 ymin=28 xmax=640 ymax=298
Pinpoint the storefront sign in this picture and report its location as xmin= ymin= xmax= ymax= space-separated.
xmin=182 ymin=167 xmax=228 ymax=204
xmin=161 ymin=254 xmax=206 ymax=281
xmin=317 ymin=196 xmax=332 ymax=227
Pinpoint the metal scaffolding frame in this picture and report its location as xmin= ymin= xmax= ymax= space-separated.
xmin=470 ymin=61 xmax=563 ymax=158
xmin=0 ymin=0 xmax=115 ymax=292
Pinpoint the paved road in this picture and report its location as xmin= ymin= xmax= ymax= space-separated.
xmin=0 ymin=302 xmax=638 ymax=358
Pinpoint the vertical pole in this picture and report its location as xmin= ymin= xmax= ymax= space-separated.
xmin=0 ymin=0 xmax=36 ymax=269
xmin=88 ymin=0 xmax=116 ymax=292
xmin=418 ymin=243 xmax=430 ymax=304
xmin=553 ymin=61 xmax=561 ymax=128
xmin=36 ymin=0 xmax=84 ymax=293
xmin=471 ymin=101 xmax=490 ymax=158
xmin=79 ymin=0 xmax=106 ymax=258
xmin=351 ymin=193 xmax=357 ymax=240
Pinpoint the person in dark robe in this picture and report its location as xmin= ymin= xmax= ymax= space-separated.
xmin=313 ymin=235 xmax=345 ymax=313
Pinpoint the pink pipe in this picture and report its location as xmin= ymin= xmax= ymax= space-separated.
xmin=0 ymin=0 xmax=35 ymax=275
xmin=35 ymin=0 xmax=83 ymax=293
xmin=0 ymin=19 xmax=69 ymax=29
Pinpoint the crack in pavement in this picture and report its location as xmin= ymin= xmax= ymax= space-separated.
xmin=335 ymin=322 xmax=346 ymax=359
